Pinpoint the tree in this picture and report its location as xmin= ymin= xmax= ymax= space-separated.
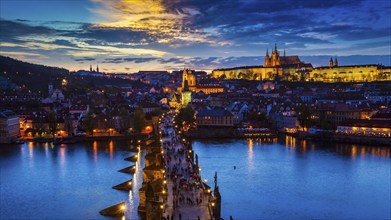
xmin=48 ymin=112 xmax=58 ymax=138
xmin=83 ymin=112 xmax=95 ymax=136
xmin=133 ymin=107 xmax=146 ymax=132
xmin=119 ymin=107 xmax=132 ymax=132
xmin=64 ymin=115 xmax=73 ymax=136
xmin=296 ymin=104 xmax=312 ymax=131
xmin=174 ymin=105 xmax=195 ymax=129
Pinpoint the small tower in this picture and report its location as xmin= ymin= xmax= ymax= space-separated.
xmin=182 ymin=68 xmax=188 ymax=89
xmin=96 ymin=65 xmax=99 ymax=73
xmin=284 ymin=48 xmax=286 ymax=57
xmin=334 ymin=58 xmax=338 ymax=67
xmin=90 ymin=65 xmax=92 ymax=72
xmin=271 ymin=43 xmax=280 ymax=66
xmin=181 ymin=68 xmax=192 ymax=106
xmin=264 ymin=49 xmax=271 ymax=67
xmin=48 ymin=82 xmax=53 ymax=96
xmin=329 ymin=57 xmax=334 ymax=67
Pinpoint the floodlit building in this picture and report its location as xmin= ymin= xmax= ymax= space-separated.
xmin=196 ymin=108 xmax=234 ymax=127
xmin=211 ymin=44 xmax=390 ymax=82
xmin=0 ymin=110 xmax=20 ymax=143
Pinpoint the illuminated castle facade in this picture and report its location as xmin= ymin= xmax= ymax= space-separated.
xmin=212 ymin=44 xmax=391 ymax=82
xmin=310 ymin=58 xmax=391 ymax=82
xmin=212 ymin=44 xmax=313 ymax=81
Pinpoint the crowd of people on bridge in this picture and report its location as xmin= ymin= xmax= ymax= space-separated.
xmin=160 ymin=112 xmax=211 ymax=220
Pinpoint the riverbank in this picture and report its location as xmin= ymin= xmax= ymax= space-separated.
xmin=19 ymin=134 xmax=150 ymax=144
xmin=283 ymin=132 xmax=391 ymax=146
xmin=185 ymin=128 xmax=277 ymax=140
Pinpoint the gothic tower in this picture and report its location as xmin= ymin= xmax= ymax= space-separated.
xmin=334 ymin=58 xmax=338 ymax=67
xmin=181 ymin=69 xmax=192 ymax=106
xmin=271 ymin=43 xmax=280 ymax=66
xmin=182 ymin=68 xmax=188 ymax=89
xmin=96 ymin=65 xmax=99 ymax=73
xmin=264 ymin=49 xmax=271 ymax=67
xmin=329 ymin=57 xmax=334 ymax=67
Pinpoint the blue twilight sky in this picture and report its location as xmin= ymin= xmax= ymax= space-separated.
xmin=0 ymin=0 xmax=390 ymax=73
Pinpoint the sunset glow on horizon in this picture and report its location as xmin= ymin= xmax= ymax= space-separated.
xmin=1 ymin=0 xmax=390 ymax=73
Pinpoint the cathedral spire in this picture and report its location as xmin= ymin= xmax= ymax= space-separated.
xmin=90 ymin=65 xmax=92 ymax=72
xmin=329 ymin=57 xmax=334 ymax=67
xmin=274 ymin=43 xmax=277 ymax=52
xmin=266 ymin=48 xmax=269 ymax=57
xmin=284 ymin=48 xmax=286 ymax=57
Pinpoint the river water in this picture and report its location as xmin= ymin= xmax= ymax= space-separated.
xmin=0 ymin=141 xmax=144 ymax=220
xmin=1 ymin=138 xmax=390 ymax=219
xmin=192 ymin=137 xmax=391 ymax=220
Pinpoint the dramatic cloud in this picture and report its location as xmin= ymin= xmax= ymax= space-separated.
xmin=0 ymin=0 xmax=390 ymax=72
xmin=74 ymin=57 xmax=96 ymax=62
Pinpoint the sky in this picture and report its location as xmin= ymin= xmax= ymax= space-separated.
xmin=0 ymin=0 xmax=390 ymax=73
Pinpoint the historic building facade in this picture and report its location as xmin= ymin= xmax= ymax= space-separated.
xmin=212 ymin=44 xmax=390 ymax=82
xmin=212 ymin=44 xmax=313 ymax=81
xmin=310 ymin=62 xmax=391 ymax=82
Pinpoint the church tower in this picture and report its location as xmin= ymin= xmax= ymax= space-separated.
xmin=90 ymin=65 xmax=92 ymax=72
xmin=264 ymin=49 xmax=271 ymax=67
xmin=271 ymin=43 xmax=280 ymax=66
xmin=181 ymin=68 xmax=192 ymax=106
xmin=96 ymin=65 xmax=99 ymax=73
xmin=329 ymin=57 xmax=334 ymax=67
xmin=182 ymin=68 xmax=188 ymax=89
xmin=334 ymin=58 xmax=338 ymax=67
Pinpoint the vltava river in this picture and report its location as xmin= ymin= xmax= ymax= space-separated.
xmin=192 ymin=137 xmax=391 ymax=220
xmin=0 ymin=141 xmax=144 ymax=220
xmin=1 ymin=138 xmax=390 ymax=219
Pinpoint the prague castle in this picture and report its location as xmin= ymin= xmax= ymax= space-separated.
xmin=310 ymin=59 xmax=390 ymax=82
xmin=212 ymin=44 xmax=391 ymax=82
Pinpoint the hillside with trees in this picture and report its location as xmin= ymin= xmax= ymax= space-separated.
xmin=0 ymin=55 xmax=69 ymax=94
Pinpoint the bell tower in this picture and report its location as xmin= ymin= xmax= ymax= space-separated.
xmin=329 ymin=57 xmax=334 ymax=67
xmin=264 ymin=49 xmax=271 ymax=67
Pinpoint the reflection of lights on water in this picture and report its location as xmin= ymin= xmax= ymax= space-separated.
xmin=45 ymin=144 xmax=49 ymax=158
xmin=28 ymin=141 xmax=34 ymax=159
xmin=93 ymin=141 xmax=98 ymax=161
xmin=60 ymin=147 xmax=66 ymax=167
xmin=351 ymin=145 xmax=357 ymax=159
xmin=301 ymin=140 xmax=307 ymax=153
xmin=285 ymin=136 xmax=297 ymax=149
xmin=109 ymin=141 xmax=114 ymax=160
xmin=248 ymin=139 xmax=254 ymax=170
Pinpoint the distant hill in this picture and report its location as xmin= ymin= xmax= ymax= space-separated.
xmin=0 ymin=56 xmax=147 ymax=95
xmin=0 ymin=55 xmax=69 ymax=93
